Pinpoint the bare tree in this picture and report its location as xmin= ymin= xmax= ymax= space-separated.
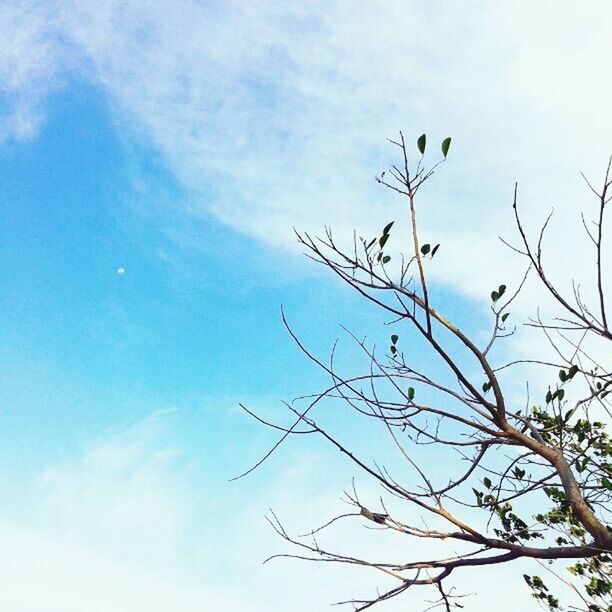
xmin=239 ymin=133 xmax=612 ymax=611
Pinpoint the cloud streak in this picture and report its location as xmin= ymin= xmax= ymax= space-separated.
xmin=2 ymin=1 xmax=610 ymax=310
xmin=1 ymin=3 xmax=611 ymax=608
xmin=0 ymin=410 xmax=538 ymax=611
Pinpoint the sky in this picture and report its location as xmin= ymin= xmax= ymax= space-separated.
xmin=0 ymin=2 xmax=611 ymax=611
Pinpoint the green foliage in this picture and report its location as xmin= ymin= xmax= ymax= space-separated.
xmin=274 ymin=132 xmax=612 ymax=612
xmin=524 ymin=404 xmax=612 ymax=610
xmin=390 ymin=333 xmax=398 ymax=354
xmin=491 ymin=284 xmax=507 ymax=302
xmin=378 ymin=221 xmax=395 ymax=263
xmin=417 ymin=133 xmax=426 ymax=155
xmin=472 ymin=485 xmax=544 ymax=544
xmin=523 ymin=575 xmax=560 ymax=610
xmin=383 ymin=221 xmax=395 ymax=235
xmin=441 ymin=137 xmax=451 ymax=158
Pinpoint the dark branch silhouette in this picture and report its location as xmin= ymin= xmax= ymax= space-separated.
xmin=239 ymin=134 xmax=611 ymax=611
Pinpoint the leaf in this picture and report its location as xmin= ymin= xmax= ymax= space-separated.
xmin=501 ymin=313 xmax=510 ymax=323
xmin=602 ymin=477 xmax=612 ymax=491
xmin=482 ymin=381 xmax=492 ymax=393
xmin=513 ymin=467 xmax=525 ymax=480
xmin=382 ymin=221 xmax=394 ymax=235
xmin=407 ymin=387 xmax=415 ymax=400
xmin=557 ymin=389 xmax=565 ymax=401
xmin=545 ymin=390 xmax=552 ymax=404
xmin=559 ymin=370 xmax=568 ymax=382
xmin=390 ymin=345 xmax=397 ymax=354
xmin=441 ymin=137 xmax=451 ymax=158
xmin=483 ymin=477 xmax=492 ymax=489
xmin=366 ymin=237 xmax=377 ymax=249
xmin=391 ymin=334 xmax=399 ymax=345
xmin=379 ymin=234 xmax=389 ymax=248
xmin=420 ymin=243 xmax=431 ymax=255
xmin=382 ymin=255 xmax=391 ymax=264
xmin=431 ymin=244 xmax=440 ymax=257
xmin=417 ymin=133 xmax=426 ymax=155
xmin=568 ymin=364 xmax=579 ymax=379
xmin=491 ymin=285 xmax=506 ymax=303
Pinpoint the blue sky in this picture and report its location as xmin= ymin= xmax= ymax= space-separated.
xmin=0 ymin=2 xmax=611 ymax=611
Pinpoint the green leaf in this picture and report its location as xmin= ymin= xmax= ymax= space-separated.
xmin=391 ymin=334 xmax=399 ymax=345
xmin=482 ymin=381 xmax=492 ymax=393
xmin=483 ymin=477 xmax=492 ymax=489
xmin=407 ymin=387 xmax=415 ymax=400
xmin=559 ymin=370 xmax=568 ymax=382
xmin=382 ymin=221 xmax=394 ymax=235
xmin=441 ymin=137 xmax=451 ymax=158
xmin=602 ymin=477 xmax=612 ymax=491
xmin=501 ymin=313 xmax=510 ymax=323
xmin=390 ymin=345 xmax=397 ymax=354
xmin=431 ymin=244 xmax=440 ymax=257
xmin=420 ymin=243 xmax=431 ymax=255
xmin=366 ymin=238 xmax=377 ymax=250
xmin=382 ymin=255 xmax=391 ymax=264
xmin=557 ymin=389 xmax=565 ymax=401
xmin=417 ymin=133 xmax=426 ymax=155
xmin=491 ymin=285 xmax=506 ymax=303
xmin=379 ymin=234 xmax=389 ymax=248
xmin=568 ymin=365 xmax=579 ymax=379
xmin=513 ymin=467 xmax=525 ymax=480
xmin=545 ymin=390 xmax=552 ymax=404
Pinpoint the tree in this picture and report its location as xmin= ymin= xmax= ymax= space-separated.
xmin=239 ymin=133 xmax=612 ymax=611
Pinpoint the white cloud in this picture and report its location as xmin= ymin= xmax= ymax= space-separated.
xmin=1 ymin=3 xmax=610 ymax=608
xmin=0 ymin=410 xmax=541 ymax=611
xmin=3 ymin=1 xmax=611 ymax=275
xmin=0 ymin=2 xmax=66 ymax=142
xmin=0 ymin=0 xmax=606 ymax=323
xmin=0 ymin=412 xmax=245 ymax=611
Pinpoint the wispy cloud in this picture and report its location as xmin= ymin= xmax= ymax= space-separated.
xmin=0 ymin=410 xmax=539 ymax=611
xmin=3 ymin=2 xmax=611 ymax=302
xmin=1 ymin=6 xmax=610 ymax=607
xmin=0 ymin=2 xmax=65 ymax=142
